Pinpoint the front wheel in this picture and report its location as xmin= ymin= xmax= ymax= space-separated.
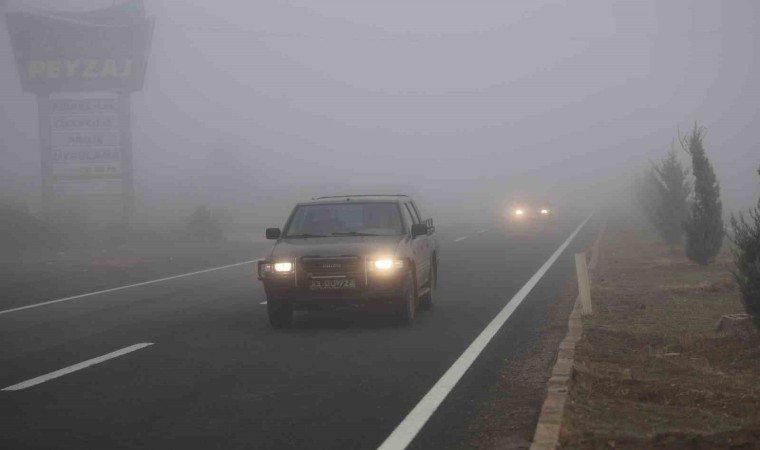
xmin=419 ymin=264 xmax=436 ymax=310
xmin=267 ymin=301 xmax=293 ymax=329
xmin=396 ymin=273 xmax=417 ymax=325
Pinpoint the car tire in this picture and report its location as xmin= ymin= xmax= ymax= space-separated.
xmin=396 ymin=273 xmax=417 ymax=325
xmin=419 ymin=263 xmax=436 ymax=310
xmin=267 ymin=301 xmax=293 ymax=329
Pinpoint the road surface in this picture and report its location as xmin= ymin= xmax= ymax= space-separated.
xmin=0 ymin=215 xmax=599 ymax=450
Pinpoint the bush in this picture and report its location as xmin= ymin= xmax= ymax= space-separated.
xmin=682 ymin=124 xmax=723 ymax=265
xmin=0 ymin=204 xmax=60 ymax=261
xmin=729 ymin=166 xmax=760 ymax=330
xmin=185 ymin=205 xmax=224 ymax=242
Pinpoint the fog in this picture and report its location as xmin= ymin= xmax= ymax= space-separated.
xmin=1 ymin=0 xmax=758 ymax=233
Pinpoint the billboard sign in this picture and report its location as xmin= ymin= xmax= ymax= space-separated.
xmin=6 ymin=0 xmax=149 ymax=224
xmin=5 ymin=0 xmax=154 ymax=94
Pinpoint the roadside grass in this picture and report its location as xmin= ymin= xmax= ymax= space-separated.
xmin=561 ymin=225 xmax=760 ymax=449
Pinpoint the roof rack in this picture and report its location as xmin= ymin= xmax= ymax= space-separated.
xmin=314 ymin=194 xmax=409 ymax=200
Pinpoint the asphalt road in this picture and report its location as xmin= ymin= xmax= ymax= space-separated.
xmin=0 ymin=214 xmax=600 ymax=450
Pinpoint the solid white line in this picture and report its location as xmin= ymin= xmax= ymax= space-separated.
xmin=453 ymin=236 xmax=468 ymax=242
xmin=0 ymin=260 xmax=258 ymax=317
xmin=376 ymin=213 xmax=593 ymax=450
xmin=2 ymin=343 xmax=154 ymax=391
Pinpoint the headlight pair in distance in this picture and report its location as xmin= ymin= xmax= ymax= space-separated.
xmin=513 ymin=208 xmax=549 ymax=216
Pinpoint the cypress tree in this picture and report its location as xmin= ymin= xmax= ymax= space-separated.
xmin=729 ymin=166 xmax=760 ymax=329
xmin=682 ymin=124 xmax=723 ymax=265
xmin=635 ymin=169 xmax=661 ymax=230
xmin=651 ymin=148 xmax=691 ymax=245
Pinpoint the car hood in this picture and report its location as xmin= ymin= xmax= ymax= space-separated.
xmin=268 ymin=235 xmax=405 ymax=259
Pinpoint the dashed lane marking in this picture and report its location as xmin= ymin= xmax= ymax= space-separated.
xmin=2 ymin=343 xmax=154 ymax=391
xmin=453 ymin=236 xmax=468 ymax=242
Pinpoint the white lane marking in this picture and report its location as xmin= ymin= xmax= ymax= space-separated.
xmin=376 ymin=213 xmax=593 ymax=450
xmin=453 ymin=236 xmax=468 ymax=242
xmin=2 ymin=343 xmax=154 ymax=391
xmin=260 ymin=301 xmax=268 ymax=305
xmin=477 ymin=229 xmax=489 ymax=234
xmin=0 ymin=260 xmax=259 ymax=317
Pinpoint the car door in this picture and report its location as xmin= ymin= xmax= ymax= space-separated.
xmin=402 ymin=202 xmax=430 ymax=289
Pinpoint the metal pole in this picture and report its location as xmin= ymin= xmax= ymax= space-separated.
xmin=119 ymin=92 xmax=135 ymax=229
xmin=37 ymin=94 xmax=53 ymax=219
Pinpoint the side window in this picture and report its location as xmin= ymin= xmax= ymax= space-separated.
xmin=285 ymin=206 xmax=307 ymax=235
xmin=409 ymin=202 xmax=423 ymax=223
xmin=404 ymin=203 xmax=420 ymax=224
xmin=399 ymin=203 xmax=414 ymax=233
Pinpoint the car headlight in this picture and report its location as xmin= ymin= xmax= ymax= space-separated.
xmin=257 ymin=260 xmax=295 ymax=279
xmin=515 ymin=209 xmax=524 ymax=216
xmin=540 ymin=209 xmax=549 ymax=215
xmin=371 ymin=259 xmax=404 ymax=270
xmin=274 ymin=262 xmax=293 ymax=273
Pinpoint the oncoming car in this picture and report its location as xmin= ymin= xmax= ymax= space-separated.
xmin=510 ymin=205 xmax=552 ymax=220
xmin=257 ymin=195 xmax=439 ymax=328
xmin=505 ymin=200 xmax=556 ymax=228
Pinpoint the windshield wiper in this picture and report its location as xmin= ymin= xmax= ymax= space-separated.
xmin=285 ymin=233 xmax=328 ymax=238
xmin=331 ymin=231 xmax=383 ymax=236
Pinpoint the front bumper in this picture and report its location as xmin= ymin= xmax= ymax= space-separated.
xmin=258 ymin=258 xmax=408 ymax=310
xmin=508 ymin=213 xmax=554 ymax=224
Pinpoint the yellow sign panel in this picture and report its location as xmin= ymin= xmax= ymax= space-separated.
xmin=29 ymin=59 xmax=134 ymax=80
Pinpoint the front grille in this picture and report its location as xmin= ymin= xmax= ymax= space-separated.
xmin=301 ymin=256 xmax=363 ymax=276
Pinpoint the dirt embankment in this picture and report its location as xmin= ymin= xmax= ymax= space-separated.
xmin=561 ymin=224 xmax=760 ymax=449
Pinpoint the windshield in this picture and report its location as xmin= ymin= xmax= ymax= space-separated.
xmin=283 ymin=202 xmax=404 ymax=237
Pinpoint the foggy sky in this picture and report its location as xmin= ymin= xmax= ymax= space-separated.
xmin=1 ymin=0 xmax=758 ymax=226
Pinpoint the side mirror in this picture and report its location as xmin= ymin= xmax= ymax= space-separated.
xmin=266 ymin=228 xmax=281 ymax=240
xmin=411 ymin=223 xmax=428 ymax=238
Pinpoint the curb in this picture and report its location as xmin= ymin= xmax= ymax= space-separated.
xmin=529 ymin=221 xmax=607 ymax=450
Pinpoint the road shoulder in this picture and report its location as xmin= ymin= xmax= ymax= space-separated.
xmin=454 ymin=275 xmax=580 ymax=450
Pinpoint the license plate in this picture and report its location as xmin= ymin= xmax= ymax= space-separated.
xmin=310 ymin=279 xmax=356 ymax=290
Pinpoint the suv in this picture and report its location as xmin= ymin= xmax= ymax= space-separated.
xmin=257 ymin=195 xmax=439 ymax=328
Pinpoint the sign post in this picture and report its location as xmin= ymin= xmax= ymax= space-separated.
xmin=119 ymin=93 xmax=135 ymax=226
